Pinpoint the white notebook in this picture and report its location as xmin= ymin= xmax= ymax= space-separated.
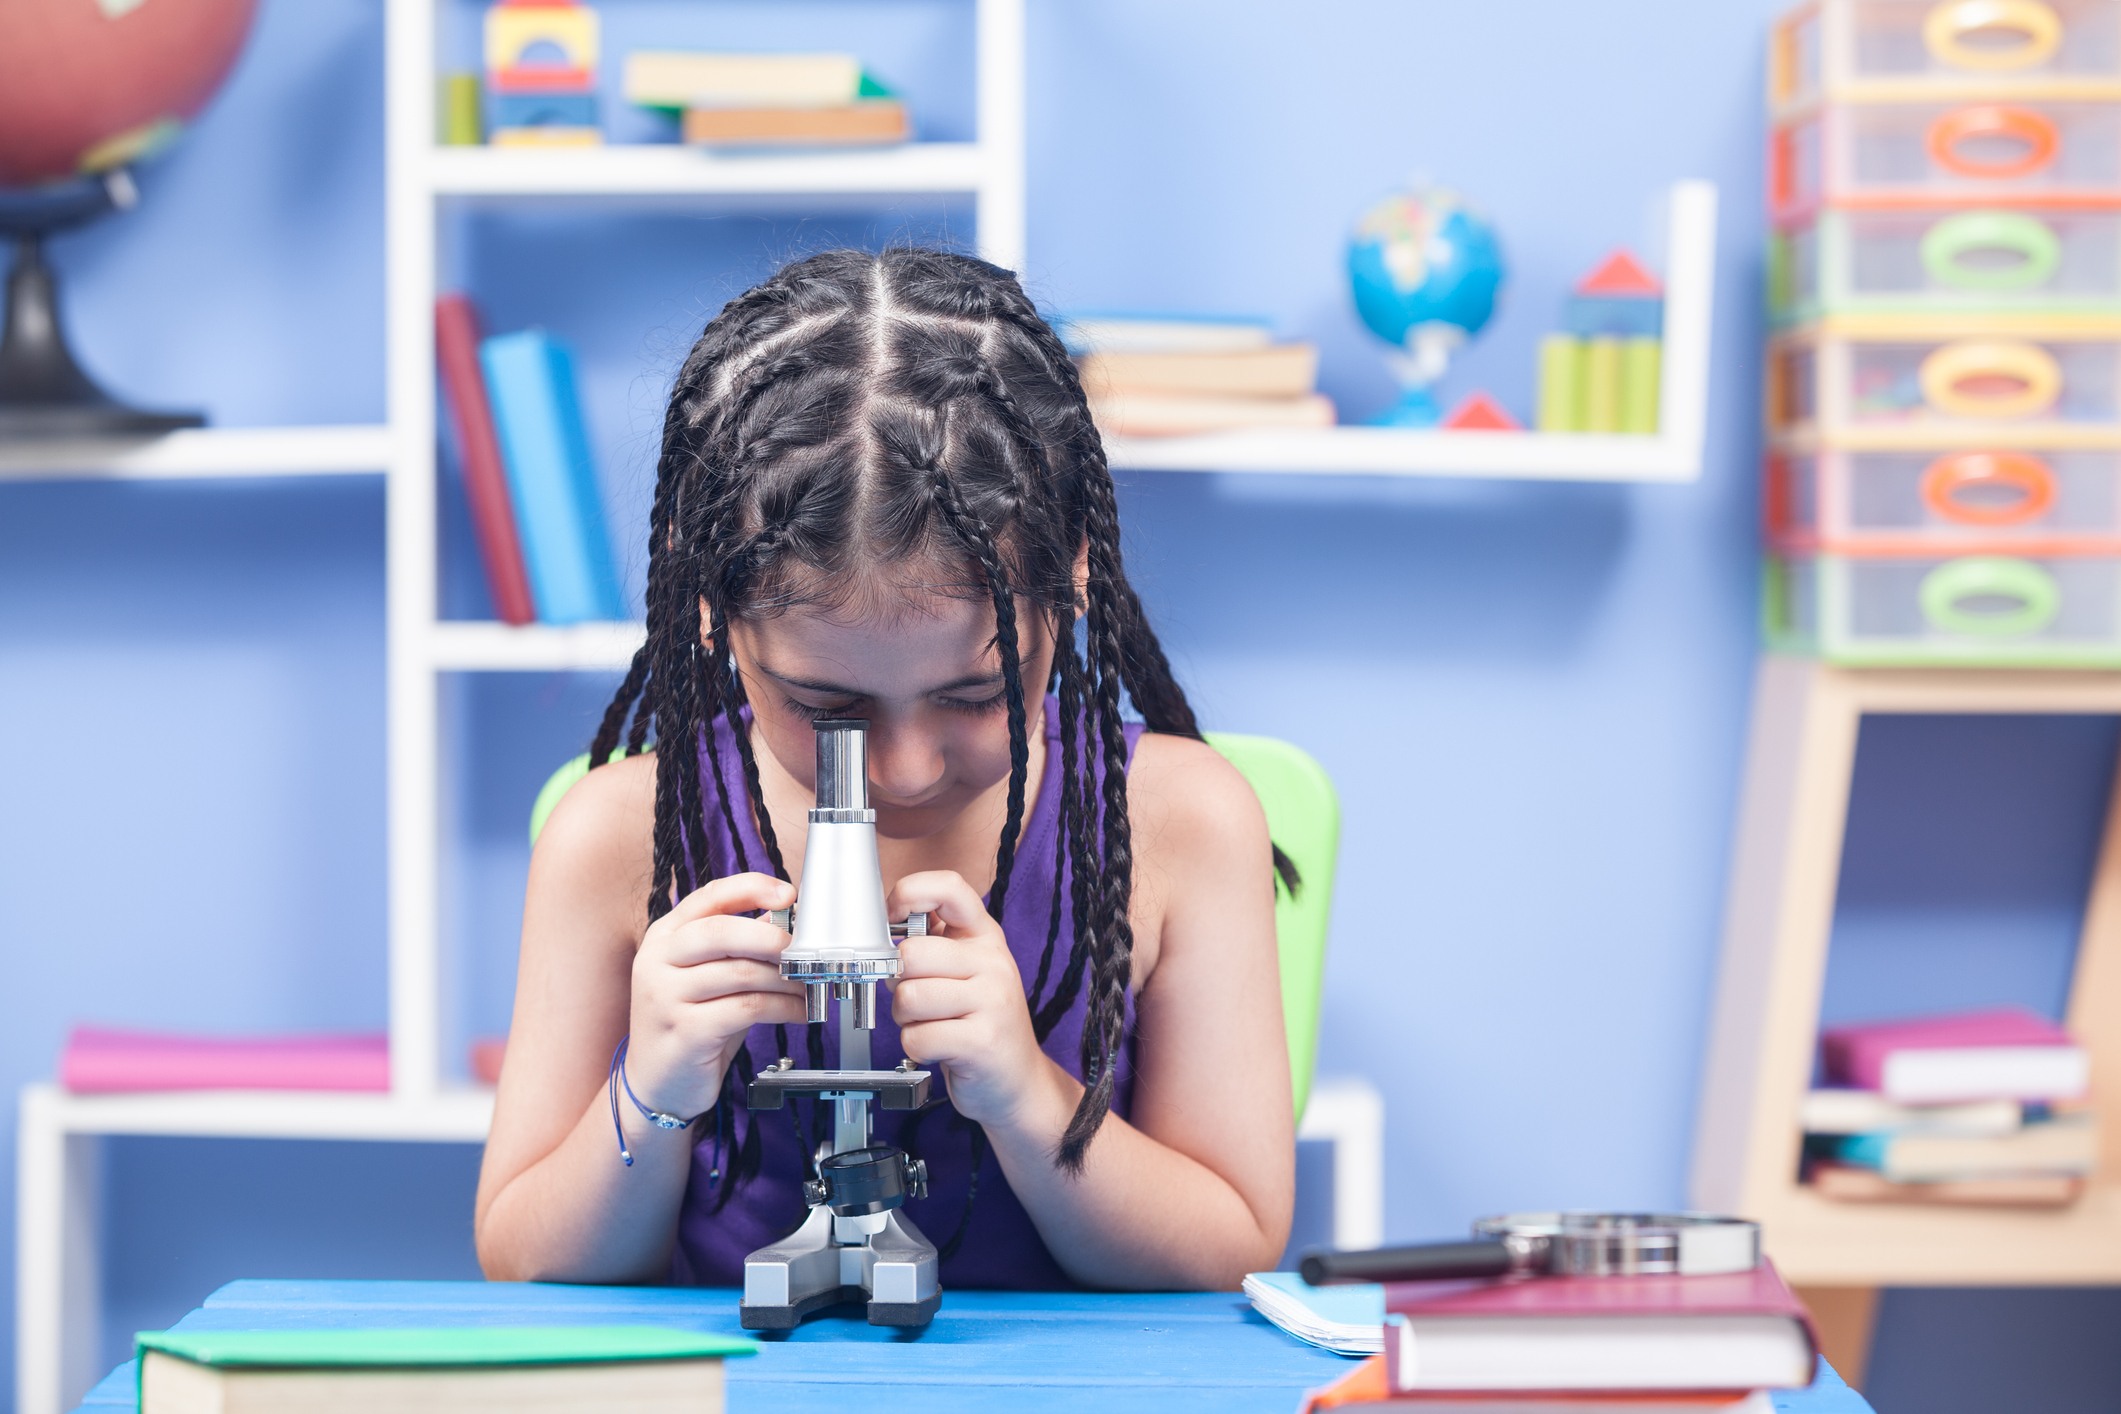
xmin=1243 ymin=1270 xmax=1384 ymax=1356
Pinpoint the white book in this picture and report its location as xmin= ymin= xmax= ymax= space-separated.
xmin=1800 ymin=1089 xmax=2022 ymax=1137
xmin=1059 ymin=315 xmax=1275 ymax=357
xmin=1881 ymin=1045 xmax=2090 ymax=1105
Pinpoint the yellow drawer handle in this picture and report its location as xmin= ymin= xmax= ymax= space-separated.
xmin=1924 ymin=0 xmax=2063 ymax=70
xmin=1918 ymin=339 xmax=2062 ymax=418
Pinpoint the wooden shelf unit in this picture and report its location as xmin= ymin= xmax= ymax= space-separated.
xmin=1692 ymin=655 xmax=2121 ymax=1285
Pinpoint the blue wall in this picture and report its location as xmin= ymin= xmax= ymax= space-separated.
xmin=4 ymin=1 xmax=2119 ymax=1410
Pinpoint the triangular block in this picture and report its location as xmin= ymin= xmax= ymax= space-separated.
xmin=1441 ymin=391 xmax=1523 ymax=430
xmin=1577 ymin=250 xmax=1662 ymax=297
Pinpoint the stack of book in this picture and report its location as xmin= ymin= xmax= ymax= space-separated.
xmin=1063 ymin=313 xmax=1335 ymax=437
xmin=436 ymin=295 xmax=624 ymax=626
xmin=137 ymin=1326 xmax=756 ymax=1414
xmin=1252 ymin=1262 xmax=1822 ymax=1412
xmin=1802 ymin=1006 xmax=2097 ymax=1207
xmin=622 ymin=51 xmax=909 ymax=149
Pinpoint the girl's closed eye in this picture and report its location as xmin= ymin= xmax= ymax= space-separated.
xmin=785 ymin=697 xmax=863 ymax=722
xmin=939 ymin=688 xmax=1011 ymax=715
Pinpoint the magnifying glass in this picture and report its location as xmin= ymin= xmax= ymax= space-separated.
xmin=1299 ymin=1211 xmax=1761 ymax=1285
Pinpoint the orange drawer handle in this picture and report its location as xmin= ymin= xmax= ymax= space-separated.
xmin=1928 ymin=104 xmax=2060 ymax=178
xmin=1920 ymin=450 xmax=2057 ymax=525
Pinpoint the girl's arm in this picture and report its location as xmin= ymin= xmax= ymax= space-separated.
xmin=473 ymin=756 xmax=804 ymax=1282
xmin=889 ymin=734 xmax=1294 ymax=1290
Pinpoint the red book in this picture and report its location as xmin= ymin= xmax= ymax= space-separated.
xmin=436 ymin=294 xmax=537 ymax=626
xmin=61 ymin=1027 xmax=389 ymax=1093
xmin=1382 ymin=1262 xmax=1818 ymax=1393
xmin=1820 ymin=1006 xmax=2087 ymax=1103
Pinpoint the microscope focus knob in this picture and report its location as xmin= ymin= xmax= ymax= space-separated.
xmin=803 ymin=1178 xmax=829 ymax=1208
xmin=906 ymin=1157 xmax=929 ymax=1200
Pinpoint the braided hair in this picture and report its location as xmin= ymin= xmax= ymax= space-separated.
xmin=588 ymin=248 xmax=1295 ymax=1212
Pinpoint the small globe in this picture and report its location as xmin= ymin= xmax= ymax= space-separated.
xmin=1346 ymin=186 xmax=1506 ymax=349
xmin=0 ymin=0 xmax=259 ymax=188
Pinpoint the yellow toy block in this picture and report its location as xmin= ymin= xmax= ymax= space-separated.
xmin=485 ymin=0 xmax=599 ymax=78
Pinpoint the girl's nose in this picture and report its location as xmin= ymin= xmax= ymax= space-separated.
xmin=865 ymin=723 xmax=946 ymax=802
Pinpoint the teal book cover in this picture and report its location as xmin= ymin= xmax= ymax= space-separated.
xmin=480 ymin=329 xmax=626 ymax=625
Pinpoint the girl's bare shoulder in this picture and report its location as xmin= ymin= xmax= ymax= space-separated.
xmin=527 ymin=752 xmax=658 ymax=937
xmin=1123 ymin=733 xmax=1274 ymax=983
xmin=1126 ymin=731 xmax=1270 ymax=850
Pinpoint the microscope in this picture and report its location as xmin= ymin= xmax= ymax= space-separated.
xmin=739 ymin=718 xmax=942 ymax=1329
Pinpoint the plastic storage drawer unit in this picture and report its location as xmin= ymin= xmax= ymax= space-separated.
xmin=1772 ymin=207 xmax=2121 ymax=320
xmin=1769 ymin=550 xmax=2121 ymax=663
xmin=1768 ymin=444 xmax=2121 ymax=548
xmin=1772 ymin=98 xmax=2121 ymax=221
xmin=1773 ymin=0 xmax=2121 ymax=110
xmin=1768 ymin=315 xmax=2121 ymax=441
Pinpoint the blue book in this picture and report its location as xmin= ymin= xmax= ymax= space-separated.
xmin=479 ymin=329 xmax=624 ymax=624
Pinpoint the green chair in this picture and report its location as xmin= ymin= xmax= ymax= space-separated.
xmin=528 ymin=734 xmax=1339 ymax=1121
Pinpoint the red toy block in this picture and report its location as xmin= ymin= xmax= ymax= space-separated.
xmin=1441 ymin=391 xmax=1522 ymax=430
xmin=1577 ymin=250 xmax=1663 ymax=297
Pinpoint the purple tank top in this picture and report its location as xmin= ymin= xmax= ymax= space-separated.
xmin=668 ymin=698 xmax=1145 ymax=1290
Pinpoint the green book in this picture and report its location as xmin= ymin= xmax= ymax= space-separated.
xmin=138 ymin=1325 xmax=757 ymax=1414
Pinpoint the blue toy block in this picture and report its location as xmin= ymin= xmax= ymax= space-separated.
xmin=1565 ymin=293 xmax=1663 ymax=338
xmin=491 ymin=91 xmax=599 ymax=129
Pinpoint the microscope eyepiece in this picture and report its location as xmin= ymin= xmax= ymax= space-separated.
xmin=812 ymin=718 xmax=869 ymax=814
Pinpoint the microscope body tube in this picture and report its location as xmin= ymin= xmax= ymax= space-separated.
xmin=779 ymin=719 xmax=901 ymax=1029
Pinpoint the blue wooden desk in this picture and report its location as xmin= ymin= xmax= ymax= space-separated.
xmin=74 ymin=1280 xmax=1873 ymax=1413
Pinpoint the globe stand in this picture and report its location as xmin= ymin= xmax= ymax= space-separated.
xmin=0 ymin=172 xmax=204 ymax=440
xmin=1369 ymin=320 xmax=1464 ymax=429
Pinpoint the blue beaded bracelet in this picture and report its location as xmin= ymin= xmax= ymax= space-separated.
xmin=607 ymin=1035 xmax=711 ymax=1168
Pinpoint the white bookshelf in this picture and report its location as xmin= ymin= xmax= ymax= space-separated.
xmin=1101 ymin=181 xmax=1719 ymax=482
xmin=13 ymin=6 xmax=1027 ymax=1413
xmin=11 ymin=4 xmax=1694 ymax=1405
xmin=423 ymin=141 xmax=994 ymax=199
xmin=0 ymin=425 xmax=391 ymax=481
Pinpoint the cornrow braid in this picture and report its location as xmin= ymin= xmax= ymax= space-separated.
xmin=585 ymin=245 xmax=1273 ymax=1236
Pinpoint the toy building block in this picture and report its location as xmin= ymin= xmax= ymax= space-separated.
xmin=1622 ymin=336 xmax=1661 ymax=433
xmin=1538 ymin=333 xmax=1585 ymax=431
xmin=486 ymin=0 xmax=599 ymax=94
xmin=490 ymin=126 xmax=603 ymax=147
xmin=1441 ymin=391 xmax=1522 ymax=430
xmin=1566 ymin=250 xmax=1665 ymax=338
xmin=440 ymin=73 xmax=482 ymax=145
xmin=492 ymin=92 xmax=599 ymax=128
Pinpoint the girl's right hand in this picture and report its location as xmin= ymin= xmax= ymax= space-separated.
xmin=624 ymin=872 xmax=806 ymax=1118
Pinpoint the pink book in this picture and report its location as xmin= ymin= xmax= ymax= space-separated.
xmin=1819 ymin=1006 xmax=2088 ymax=1103
xmin=1382 ymin=1261 xmax=1819 ymax=1393
xmin=61 ymin=1026 xmax=390 ymax=1093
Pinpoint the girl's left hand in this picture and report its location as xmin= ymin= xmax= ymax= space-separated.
xmin=887 ymin=870 xmax=1058 ymax=1130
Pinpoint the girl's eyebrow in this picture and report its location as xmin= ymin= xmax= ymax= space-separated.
xmin=758 ymin=664 xmax=1005 ymax=696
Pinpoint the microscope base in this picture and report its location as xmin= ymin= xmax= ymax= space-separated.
xmin=739 ymin=1205 xmax=941 ymax=1330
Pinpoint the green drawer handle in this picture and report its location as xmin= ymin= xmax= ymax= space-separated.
xmin=1919 ymin=556 xmax=2060 ymax=636
xmin=1920 ymin=211 xmax=2061 ymax=290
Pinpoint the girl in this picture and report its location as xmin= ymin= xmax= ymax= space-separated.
xmin=474 ymin=247 xmax=1294 ymax=1293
